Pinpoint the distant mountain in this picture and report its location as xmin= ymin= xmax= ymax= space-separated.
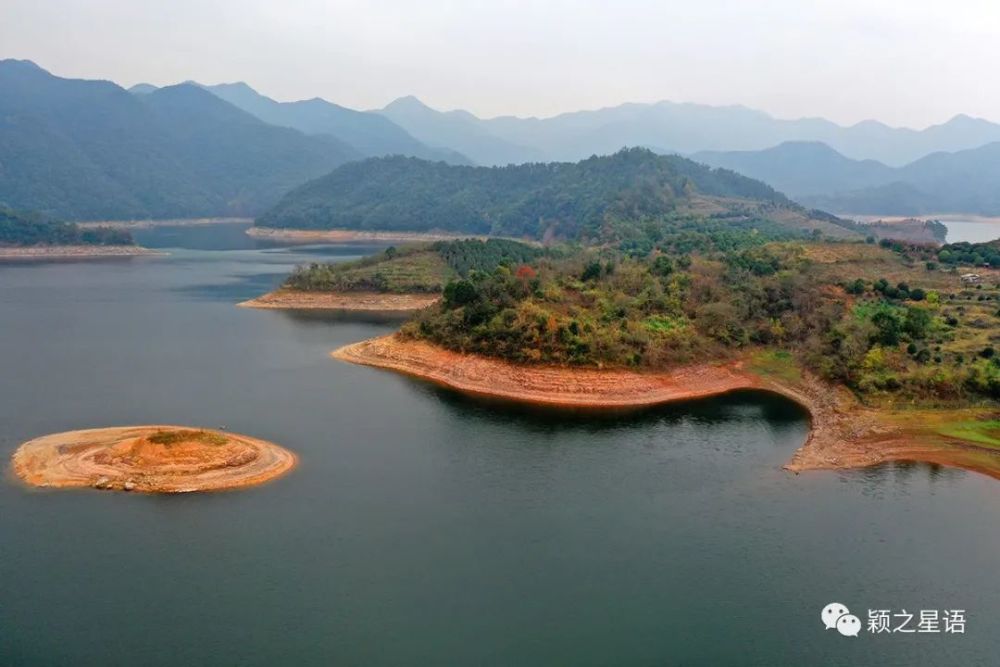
xmin=801 ymin=142 xmax=1000 ymax=215
xmin=694 ymin=142 xmax=897 ymax=197
xmin=0 ymin=60 xmax=358 ymax=219
xmin=379 ymin=96 xmax=545 ymax=166
xmin=696 ymin=140 xmax=1000 ymax=216
xmin=378 ymin=97 xmax=1000 ymax=168
xmin=257 ymin=148 xmax=858 ymax=242
xmin=128 ymin=83 xmax=157 ymax=95
xmin=201 ymin=83 xmax=471 ymax=164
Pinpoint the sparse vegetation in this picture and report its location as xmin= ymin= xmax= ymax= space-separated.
xmin=285 ymin=238 xmax=544 ymax=293
xmin=148 ymin=430 xmax=228 ymax=446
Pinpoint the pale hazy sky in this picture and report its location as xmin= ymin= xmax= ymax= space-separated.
xmin=2 ymin=0 xmax=998 ymax=128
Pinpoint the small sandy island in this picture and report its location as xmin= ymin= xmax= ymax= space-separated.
xmin=0 ymin=245 xmax=160 ymax=261
xmin=334 ymin=335 xmax=1000 ymax=480
xmin=12 ymin=426 xmax=297 ymax=493
xmin=239 ymin=288 xmax=439 ymax=312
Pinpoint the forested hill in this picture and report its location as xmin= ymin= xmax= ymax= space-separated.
xmin=0 ymin=208 xmax=133 ymax=246
xmin=0 ymin=59 xmax=358 ymax=220
xmin=257 ymin=148 xmax=851 ymax=242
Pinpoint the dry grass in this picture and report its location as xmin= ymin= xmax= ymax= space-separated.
xmin=148 ymin=429 xmax=228 ymax=446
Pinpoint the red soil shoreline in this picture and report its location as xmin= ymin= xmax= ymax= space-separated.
xmin=239 ymin=289 xmax=440 ymax=312
xmin=333 ymin=335 xmax=1000 ymax=479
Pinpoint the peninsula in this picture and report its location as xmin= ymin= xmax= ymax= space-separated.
xmin=12 ymin=426 xmax=297 ymax=493
xmin=264 ymin=148 xmax=1000 ymax=480
xmin=0 ymin=207 xmax=154 ymax=261
xmin=241 ymin=238 xmax=541 ymax=312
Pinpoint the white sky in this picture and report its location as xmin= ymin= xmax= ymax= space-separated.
xmin=2 ymin=0 xmax=998 ymax=128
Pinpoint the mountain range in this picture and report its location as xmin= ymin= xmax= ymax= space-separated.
xmin=134 ymin=82 xmax=471 ymax=165
xmin=374 ymin=96 xmax=1000 ymax=168
xmin=4 ymin=58 xmax=1000 ymax=221
xmin=694 ymin=141 xmax=1000 ymax=216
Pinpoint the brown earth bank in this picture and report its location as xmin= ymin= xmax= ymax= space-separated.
xmin=333 ymin=335 xmax=1000 ymax=480
xmin=239 ymin=288 xmax=439 ymax=312
xmin=11 ymin=426 xmax=297 ymax=493
xmin=76 ymin=217 xmax=252 ymax=229
xmin=0 ymin=245 xmax=161 ymax=261
xmin=246 ymin=227 xmax=494 ymax=244
xmin=856 ymin=214 xmax=1000 ymax=225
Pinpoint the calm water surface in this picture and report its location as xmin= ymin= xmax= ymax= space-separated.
xmin=2 ymin=224 xmax=999 ymax=666
xmin=942 ymin=220 xmax=1000 ymax=244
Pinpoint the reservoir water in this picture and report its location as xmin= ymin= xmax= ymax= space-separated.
xmin=2 ymin=224 xmax=999 ymax=666
xmin=942 ymin=219 xmax=1000 ymax=244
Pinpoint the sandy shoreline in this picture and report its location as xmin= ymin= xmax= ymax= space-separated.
xmin=239 ymin=289 xmax=440 ymax=312
xmin=333 ymin=335 xmax=1000 ymax=479
xmin=855 ymin=214 xmax=1000 ymax=225
xmin=76 ymin=217 xmax=252 ymax=229
xmin=0 ymin=245 xmax=161 ymax=261
xmin=247 ymin=227 xmax=498 ymax=244
xmin=11 ymin=425 xmax=297 ymax=493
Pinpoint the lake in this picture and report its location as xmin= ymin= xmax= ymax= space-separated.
xmin=942 ymin=219 xmax=1000 ymax=244
xmin=2 ymin=223 xmax=999 ymax=666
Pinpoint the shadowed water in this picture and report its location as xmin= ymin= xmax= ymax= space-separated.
xmin=2 ymin=223 xmax=999 ymax=666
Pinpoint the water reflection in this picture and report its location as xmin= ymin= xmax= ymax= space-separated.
xmin=276 ymin=309 xmax=414 ymax=326
xmin=412 ymin=381 xmax=808 ymax=433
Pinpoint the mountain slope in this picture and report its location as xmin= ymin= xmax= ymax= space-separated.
xmin=204 ymin=83 xmax=470 ymax=164
xmin=0 ymin=60 xmax=358 ymax=220
xmin=257 ymin=148 xmax=857 ymax=241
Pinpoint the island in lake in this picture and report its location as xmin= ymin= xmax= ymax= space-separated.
xmin=12 ymin=426 xmax=297 ymax=493
xmin=246 ymin=149 xmax=1000 ymax=481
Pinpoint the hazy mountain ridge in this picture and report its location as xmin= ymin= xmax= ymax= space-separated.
xmin=200 ymin=83 xmax=472 ymax=164
xmin=5 ymin=58 xmax=1000 ymax=220
xmin=696 ymin=140 xmax=1000 ymax=215
xmin=378 ymin=96 xmax=1000 ymax=168
xmin=0 ymin=60 xmax=358 ymax=220
xmin=379 ymin=96 xmax=546 ymax=166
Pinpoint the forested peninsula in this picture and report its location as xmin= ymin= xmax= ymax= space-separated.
xmin=330 ymin=234 xmax=1000 ymax=479
xmin=0 ymin=207 xmax=150 ymax=259
xmin=242 ymin=146 xmax=1000 ymax=480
